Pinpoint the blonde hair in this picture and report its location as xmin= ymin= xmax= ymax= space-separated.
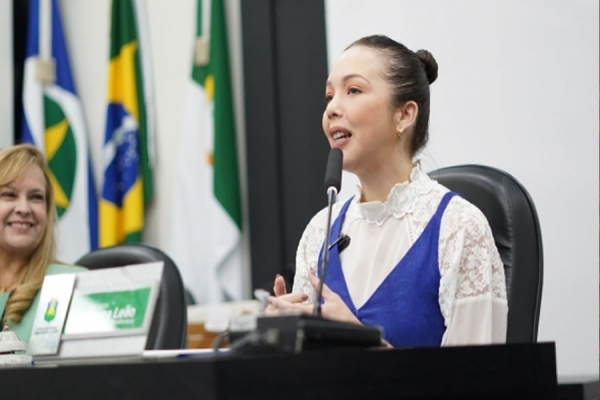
xmin=1 ymin=144 xmax=57 ymax=325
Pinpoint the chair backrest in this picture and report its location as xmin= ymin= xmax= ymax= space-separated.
xmin=75 ymin=243 xmax=187 ymax=349
xmin=429 ymin=165 xmax=543 ymax=343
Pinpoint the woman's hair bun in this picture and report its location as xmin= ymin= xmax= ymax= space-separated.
xmin=415 ymin=49 xmax=438 ymax=84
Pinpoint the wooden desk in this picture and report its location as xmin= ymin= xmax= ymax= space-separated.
xmin=187 ymin=322 xmax=226 ymax=348
xmin=186 ymin=302 xmax=260 ymax=349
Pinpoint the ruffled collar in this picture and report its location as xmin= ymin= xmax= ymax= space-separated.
xmin=348 ymin=163 xmax=435 ymax=225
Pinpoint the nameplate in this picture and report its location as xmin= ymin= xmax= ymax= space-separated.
xmin=63 ymin=286 xmax=153 ymax=338
xmin=28 ymin=273 xmax=76 ymax=356
xmin=31 ymin=262 xmax=163 ymax=362
xmin=61 ymin=262 xmax=163 ymax=340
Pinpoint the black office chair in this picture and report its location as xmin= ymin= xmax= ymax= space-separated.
xmin=75 ymin=243 xmax=188 ymax=349
xmin=429 ymin=165 xmax=543 ymax=343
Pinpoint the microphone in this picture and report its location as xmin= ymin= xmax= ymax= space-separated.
xmin=323 ymin=147 xmax=343 ymax=194
xmin=328 ymin=234 xmax=350 ymax=253
xmin=313 ymin=148 xmax=343 ymax=317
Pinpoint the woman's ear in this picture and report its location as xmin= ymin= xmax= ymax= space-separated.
xmin=395 ymin=101 xmax=419 ymax=133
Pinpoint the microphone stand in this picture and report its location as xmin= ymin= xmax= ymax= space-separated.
xmin=235 ymin=183 xmax=381 ymax=354
xmin=313 ymin=186 xmax=337 ymax=317
xmin=228 ymin=149 xmax=381 ymax=354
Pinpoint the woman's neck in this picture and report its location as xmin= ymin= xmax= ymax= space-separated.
xmin=0 ymin=253 xmax=28 ymax=291
xmin=358 ymin=157 xmax=414 ymax=203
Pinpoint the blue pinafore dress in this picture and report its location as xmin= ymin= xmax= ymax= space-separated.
xmin=317 ymin=192 xmax=456 ymax=347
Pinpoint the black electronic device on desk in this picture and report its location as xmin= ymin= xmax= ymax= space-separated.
xmin=229 ymin=314 xmax=383 ymax=354
xmin=230 ymin=149 xmax=383 ymax=355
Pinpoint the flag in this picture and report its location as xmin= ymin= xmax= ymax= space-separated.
xmin=21 ymin=0 xmax=98 ymax=262
xmin=169 ymin=0 xmax=244 ymax=304
xmin=101 ymin=0 xmax=154 ymax=246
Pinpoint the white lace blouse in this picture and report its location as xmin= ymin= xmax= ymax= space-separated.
xmin=292 ymin=165 xmax=508 ymax=346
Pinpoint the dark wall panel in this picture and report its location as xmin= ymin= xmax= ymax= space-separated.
xmin=12 ymin=0 xmax=29 ymax=144
xmin=274 ymin=1 xmax=331 ymax=279
xmin=241 ymin=0 xmax=329 ymax=292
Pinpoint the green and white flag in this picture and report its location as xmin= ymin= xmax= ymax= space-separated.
xmin=169 ymin=0 xmax=243 ymax=303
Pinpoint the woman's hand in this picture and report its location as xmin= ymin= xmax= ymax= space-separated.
xmin=264 ymin=274 xmax=308 ymax=314
xmin=268 ymin=269 xmax=360 ymax=325
xmin=273 ymin=273 xmax=287 ymax=297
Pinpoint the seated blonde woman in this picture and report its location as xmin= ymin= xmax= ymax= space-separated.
xmin=0 ymin=144 xmax=83 ymax=344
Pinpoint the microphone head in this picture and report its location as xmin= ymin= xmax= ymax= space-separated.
xmin=324 ymin=148 xmax=343 ymax=192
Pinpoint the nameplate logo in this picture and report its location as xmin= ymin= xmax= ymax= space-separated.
xmin=28 ymin=273 xmax=77 ymax=356
xmin=44 ymin=298 xmax=59 ymax=322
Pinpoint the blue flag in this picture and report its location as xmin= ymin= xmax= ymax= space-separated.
xmin=22 ymin=0 xmax=98 ymax=261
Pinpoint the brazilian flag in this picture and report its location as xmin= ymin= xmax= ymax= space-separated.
xmin=100 ymin=0 xmax=154 ymax=246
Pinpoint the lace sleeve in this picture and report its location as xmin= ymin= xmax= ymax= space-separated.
xmin=292 ymin=204 xmax=343 ymax=302
xmin=438 ymin=197 xmax=508 ymax=345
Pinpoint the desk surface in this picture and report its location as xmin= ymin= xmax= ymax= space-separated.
xmin=3 ymin=342 xmax=557 ymax=400
xmin=558 ymin=376 xmax=599 ymax=400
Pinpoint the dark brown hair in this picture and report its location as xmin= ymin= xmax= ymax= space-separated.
xmin=347 ymin=35 xmax=438 ymax=155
